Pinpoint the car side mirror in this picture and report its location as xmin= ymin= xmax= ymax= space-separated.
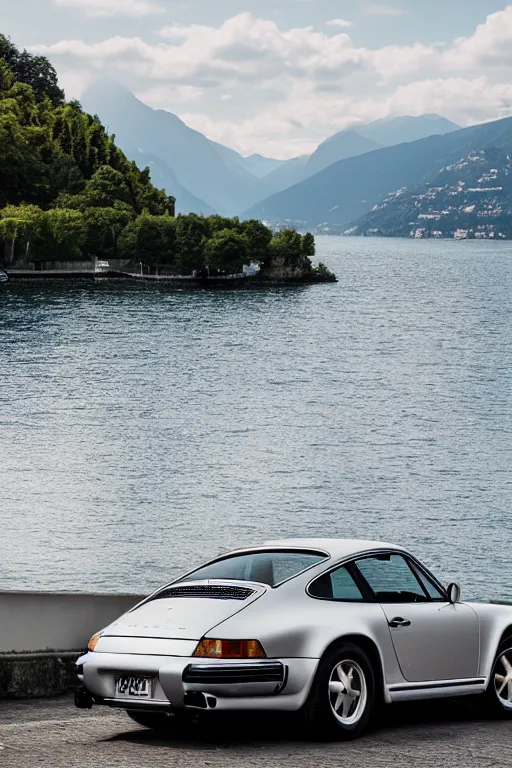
xmin=447 ymin=582 xmax=461 ymax=604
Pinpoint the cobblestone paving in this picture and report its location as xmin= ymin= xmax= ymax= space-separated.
xmin=1 ymin=696 xmax=511 ymax=768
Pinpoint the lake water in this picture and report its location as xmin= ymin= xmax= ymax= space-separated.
xmin=1 ymin=236 xmax=512 ymax=601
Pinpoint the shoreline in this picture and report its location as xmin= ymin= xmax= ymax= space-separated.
xmin=3 ymin=270 xmax=338 ymax=287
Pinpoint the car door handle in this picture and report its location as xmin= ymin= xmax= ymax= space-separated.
xmin=388 ymin=617 xmax=412 ymax=628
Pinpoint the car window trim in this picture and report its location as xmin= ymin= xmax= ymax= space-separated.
xmin=306 ymin=548 xmax=450 ymax=606
xmin=181 ymin=548 xmax=331 ymax=590
xmin=271 ymin=549 xmax=332 ymax=589
xmin=306 ymin=562 xmax=376 ymax=603
xmin=351 ymin=552 xmax=435 ymax=604
xmin=346 ymin=562 xmax=376 ymax=602
xmin=406 ymin=557 xmax=449 ymax=602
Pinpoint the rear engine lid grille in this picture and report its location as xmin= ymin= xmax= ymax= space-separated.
xmin=150 ymin=585 xmax=256 ymax=601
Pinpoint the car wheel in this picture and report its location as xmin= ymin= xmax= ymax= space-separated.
xmin=301 ymin=642 xmax=375 ymax=740
xmin=483 ymin=643 xmax=512 ymax=718
xmin=127 ymin=711 xmax=176 ymax=730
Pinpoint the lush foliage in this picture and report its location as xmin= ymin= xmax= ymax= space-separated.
xmin=0 ymin=36 xmax=318 ymax=277
xmin=0 ymin=34 xmax=64 ymax=106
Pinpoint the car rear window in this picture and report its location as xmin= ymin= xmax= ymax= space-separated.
xmin=181 ymin=550 xmax=327 ymax=587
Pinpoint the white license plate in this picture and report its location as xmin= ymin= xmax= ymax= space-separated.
xmin=115 ymin=676 xmax=154 ymax=698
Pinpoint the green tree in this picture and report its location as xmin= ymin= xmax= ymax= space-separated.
xmin=269 ymin=229 xmax=303 ymax=264
xmin=204 ymin=229 xmax=249 ymax=274
xmin=110 ymin=150 xmax=170 ymax=216
xmin=35 ymin=208 xmax=87 ymax=261
xmin=266 ymin=228 xmax=313 ymax=276
xmin=0 ymin=58 xmax=12 ymax=92
xmin=118 ymin=211 xmax=176 ymax=270
xmin=0 ymin=35 xmax=64 ymax=106
xmin=206 ymin=215 xmax=240 ymax=235
xmin=84 ymin=205 xmax=134 ymax=260
xmin=175 ymin=213 xmax=208 ymax=273
xmin=82 ymin=166 xmax=131 ymax=209
xmin=241 ymin=219 xmax=272 ymax=264
xmin=0 ymin=71 xmax=48 ymax=207
xmin=0 ymin=204 xmax=43 ymax=265
xmin=302 ymin=232 xmax=315 ymax=257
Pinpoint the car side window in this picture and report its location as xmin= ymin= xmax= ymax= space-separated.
xmin=309 ymin=566 xmax=364 ymax=602
xmin=413 ymin=567 xmax=447 ymax=602
xmin=354 ymin=554 xmax=429 ymax=603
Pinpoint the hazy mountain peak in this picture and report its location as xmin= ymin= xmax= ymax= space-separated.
xmin=356 ymin=114 xmax=460 ymax=146
xmin=80 ymin=81 xmax=270 ymax=215
xmin=245 ymin=115 xmax=512 ymax=232
xmin=80 ymin=81 xmax=464 ymax=218
xmin=306 ymin=129 xmax=382 ymax=176
xmin=82 ymin=79 xmax=135 ymax=106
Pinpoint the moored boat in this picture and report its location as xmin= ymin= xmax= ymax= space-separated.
xmin=0 ymin=269 xmax=9 ymax=283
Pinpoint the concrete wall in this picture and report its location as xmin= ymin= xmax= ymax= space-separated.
xmin=0 ymin=592 xmax=145 ymax=654
xmin=36 ymin=260 xmax=94 ymax=272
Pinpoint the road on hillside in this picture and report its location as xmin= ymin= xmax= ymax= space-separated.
xmin=1 ymin=695 xmax=511 ymax=768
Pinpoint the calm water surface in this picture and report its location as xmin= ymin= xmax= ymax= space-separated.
xmin=1 ymin=236 xmax=511 ymax=600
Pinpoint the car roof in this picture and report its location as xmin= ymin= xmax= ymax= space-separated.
xmin=262 ymin=538 xmax=407 ymax=561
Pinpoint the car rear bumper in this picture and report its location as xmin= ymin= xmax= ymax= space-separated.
xmin=78 ymin=652 xmax=318 ymax=713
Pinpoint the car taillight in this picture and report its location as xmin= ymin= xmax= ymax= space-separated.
xmin=88 ymin=633 xmax=101 ymax=652
xmin=193 ymin=639 xmax=266 ymax=659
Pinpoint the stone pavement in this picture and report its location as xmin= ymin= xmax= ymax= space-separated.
xmin=0 ymin=695 xmax=511 ymax=768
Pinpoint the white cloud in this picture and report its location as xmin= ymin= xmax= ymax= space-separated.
xmin=444 ymin=7 xmax=512 ymax=71
xmin=32 ymin=8 xmax=512 ymax=157
xmin=136 ymin=84 xmax=204 ymax=107
xmin=371 ymin=43 xmax=437 ymax=82
xmin=39 ymin=14 xmax=367 ymax=89
xmin=389 ymin=76 xmax=512 ymax=124
xmin=53 ymin=0 xmax=164 ymax=18
xmin=326 ymin=19 xmax=353 ymax=29
xmin=366 ymin=4 xmax=406 ymax=16
xmin=57 ymin=68 xmax=96 ymax=99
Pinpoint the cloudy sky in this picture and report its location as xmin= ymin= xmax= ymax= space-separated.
xmin=2 ymin=0 xmax=512 ymax=158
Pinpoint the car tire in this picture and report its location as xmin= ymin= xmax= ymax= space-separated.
xmin=126 ymin=711 xmax=176 ymax=730
xmin=300 ymin=642 xmax=375 ymax=740
xmin=482 ymin=642 xmax=512 ymax=718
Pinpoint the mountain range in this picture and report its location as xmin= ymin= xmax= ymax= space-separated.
xmin=246 ymin=117 xmax=512 ymax=231
xmin=81 ymin=81 xmax=461 ymax=220
xmin=81 ymin=82 xmax=269 ymax=215
xmin=352 ymin=147 xmax=512 ymax=239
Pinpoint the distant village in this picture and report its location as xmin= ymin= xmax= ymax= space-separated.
xmin=349 ymin=150 xmax=512 ymax=240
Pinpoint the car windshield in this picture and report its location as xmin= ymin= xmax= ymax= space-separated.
xmin=181 ymin=550 xmax=327 ymax=587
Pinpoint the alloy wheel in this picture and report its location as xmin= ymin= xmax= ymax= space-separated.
xmin=328 ymin=659 xmax=368 ymax=725
xmin=494 ymin=651 xmax=512 ymax=710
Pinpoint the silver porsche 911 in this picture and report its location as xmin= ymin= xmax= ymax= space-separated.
xmin=75 ymin=539 xmax=512 ymax=739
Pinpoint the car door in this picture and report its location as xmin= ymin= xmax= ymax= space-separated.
xmin=353 ymin=553 xmax=480 ymax=683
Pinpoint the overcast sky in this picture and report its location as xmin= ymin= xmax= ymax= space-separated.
xmin=2 ymin=0 xmax=512 ymax=158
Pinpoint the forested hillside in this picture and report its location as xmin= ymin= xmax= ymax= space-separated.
xmin=0 ymin=36 xmax=321 ymax=279
xmin=0 ymin=35 xmax=173 ymax=265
